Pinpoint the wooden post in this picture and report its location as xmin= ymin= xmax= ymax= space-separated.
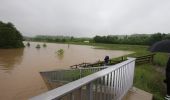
xmin=122 ymin=56 xmax=124 ymax=61
xmin=151 ymin=54 xmax=154 ymax=63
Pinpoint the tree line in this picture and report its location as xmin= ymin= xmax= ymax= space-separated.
xmin=93 ymin=33 xmax=170 ymax=45
xmin=25 ymin=33 xmax=170 ymax=46
xmin=25 ymin=35 xmax=92 ymax=43
xmin=1 ymin=20 xmax=169 ymax=48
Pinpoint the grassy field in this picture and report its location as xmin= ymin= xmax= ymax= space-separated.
xmin=69 ymin=42 xmax=168 ymax=100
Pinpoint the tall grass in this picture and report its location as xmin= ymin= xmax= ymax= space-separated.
xmin=153 ymin=53 xmax=169 ymax=67
xmin=134 ymin=64 xmax=166 ymax=100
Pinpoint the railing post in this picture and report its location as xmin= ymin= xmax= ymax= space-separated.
xmin=121 ymin=56 xmax=124 ymax=61
xmin=80 ymin=69 xmax=82 ymax=78
xmin=78 ymin=88 xmax=82 ymax=100
xmin=151 ymin=54 xmax=154 ymax=63
xmin=87 ymin=82 xmax=93 ymax=100
xmin=68 ymin=92 xmax=75 ymax=100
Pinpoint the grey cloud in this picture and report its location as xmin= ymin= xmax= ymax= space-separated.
xmin=0 ymin=0 xmax=170 ymax=37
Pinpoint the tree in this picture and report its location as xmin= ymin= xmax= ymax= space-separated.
xmin=149 ymin=33 xmax=166 ymax=45
xmin=0 ymin=21 xmax=24 ymax=48
xmin=93 ymin=33 xmax=169 ymax=45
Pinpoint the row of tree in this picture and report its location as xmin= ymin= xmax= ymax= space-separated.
xmin=0 ymin=21 xmax=24 ymax=48
xmin=25 ymin=35 xmax=92 ymax=43
xmin=93 ymin=33 xmax=170 ymax=45
xmin=26 ymin=33 xmax=170 ymax=45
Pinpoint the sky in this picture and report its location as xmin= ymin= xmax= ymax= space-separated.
xmin=0 ymin=0 xmax=170 ymax=37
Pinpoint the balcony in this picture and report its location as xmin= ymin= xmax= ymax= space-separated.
xmin=29 ymin=58 xmax=152 ymax=100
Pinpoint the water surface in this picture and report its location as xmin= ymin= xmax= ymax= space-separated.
xmin=0 ymin=42 xmax=132 ymax=100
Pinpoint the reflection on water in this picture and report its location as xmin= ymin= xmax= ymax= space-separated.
xmin=0 ymin=48 xmax=24 ymax=71
xmin=56 ymin=49 xmax=64 ymax=60
xmin=0 ymin=42 xmax=133 ymax=100
xmin=55 ymin=52 xmax=64 ymax=60
xmin=56 ymin=53 xmax=64 ymax=60
xmin=67 ymin=44 xmax=70 ymax=49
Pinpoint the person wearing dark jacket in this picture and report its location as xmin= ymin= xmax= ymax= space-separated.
xmin=104 ymin=56 xmax=109 ymax=65
xmin=165 ymin=57 xmax=170 ymax=100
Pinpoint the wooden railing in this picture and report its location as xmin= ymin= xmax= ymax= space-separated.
xmin=30 ymin=58 xmax=136 ymax=100
xmin=69 ymin=53 xmax=155 ymax=69
xmin=70 ymin=57 xmax=125 ymax=69
xmin=70 ymin=63 xmax=92 ymax=69
xmin=136 ymin=53 xmax=155 ymax=64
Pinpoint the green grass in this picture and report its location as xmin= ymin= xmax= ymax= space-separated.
xmin=153 ymin=53 xmax=169 ymax=67
xmin=134 ymin=64 xmax=166 ymax=100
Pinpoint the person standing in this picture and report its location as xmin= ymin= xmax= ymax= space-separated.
xmin=104 ymin=56 xmax=109 ymax=65
xmin=165 ymin=55 xmax=170 ymax=100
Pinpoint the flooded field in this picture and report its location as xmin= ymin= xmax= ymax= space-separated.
xmin=0 ymin=42 xmax=132 ymax=100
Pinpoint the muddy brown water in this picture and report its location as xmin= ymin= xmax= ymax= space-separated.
xmin=0 ymin=42 xmax=132 ymax=100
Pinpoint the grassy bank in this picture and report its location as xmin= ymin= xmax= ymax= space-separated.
xmin=69 ymin=42 xmax=168 ymax=100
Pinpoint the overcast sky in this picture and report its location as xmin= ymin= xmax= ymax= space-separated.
xmin=0 ymin=0 xmax=170 ymax=37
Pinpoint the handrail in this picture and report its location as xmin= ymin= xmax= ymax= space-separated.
xmin=70 ymin=56 xmax=125 ymax=69
xmin=30 ymin=57 xmax=136 ymax=100
xmin=136 ymin=53 xmax=155 ymax=58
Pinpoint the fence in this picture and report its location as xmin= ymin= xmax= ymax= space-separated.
xmin=30 ymin=57 xmax=136 ymax=100
xmin=69 ymin=54 xmax=155 ymax=69
xmin=136 ymin=53 xmax=155 ymax=64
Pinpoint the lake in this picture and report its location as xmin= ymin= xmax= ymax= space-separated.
xmin=0 ymin=42 xmax=132 ymax=100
